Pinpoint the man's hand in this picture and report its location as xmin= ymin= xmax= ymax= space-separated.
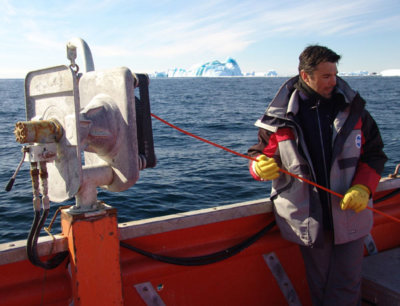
xmin=254 ymin=155 xmax=280 ymax=181
xmin=340 ymin=184 xmax=370 ymax=213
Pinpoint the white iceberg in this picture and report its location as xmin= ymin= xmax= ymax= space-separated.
xmin=251 ymin=70 xmax=278 ymax=77
xmin=167 ymin=68 xmax=188 ymax=77
xmin=149 ymin=71 xmax=168 ymax=78
xmin=381 ymin=69 xmax=400 ymax=77
xmin=167 ymin=57 xmax=243 ymax=77
xmin=338 ymin=71 xmax=369 ymax=76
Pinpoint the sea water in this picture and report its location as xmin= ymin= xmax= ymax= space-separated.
xmin=0 ymin=77 xmax=399 ymax=243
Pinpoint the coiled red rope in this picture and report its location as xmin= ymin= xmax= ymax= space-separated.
xmin=151 ymin=113 xmax=400 ymax=223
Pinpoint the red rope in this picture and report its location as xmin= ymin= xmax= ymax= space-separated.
xmin=151 ymin=113 xmax=400 ymax=223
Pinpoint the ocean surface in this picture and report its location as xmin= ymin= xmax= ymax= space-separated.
xmin=0 ymin=76 xmax=399 ymax=244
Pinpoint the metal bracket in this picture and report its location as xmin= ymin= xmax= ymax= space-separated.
xmin=134 ymin=282 xmax=166 ymax=306
xmin=263 ymin=252 xmax=302 ymax=306
xmin=364 ymin=233 xmax=378 ymax=255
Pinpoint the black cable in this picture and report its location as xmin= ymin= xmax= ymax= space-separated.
xmin=26 ymin=209 xmax=68 ymax=270
xmin=26 ymin=211 xmax=41 ymax=264
xmin=121 ymin=220 xmax=276 ymax=266
xmin=373 ymin=188 xmax=400 ymax=204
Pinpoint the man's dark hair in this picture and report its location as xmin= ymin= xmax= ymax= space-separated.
xmin=298 ymin=45 xmax=341 ymax=74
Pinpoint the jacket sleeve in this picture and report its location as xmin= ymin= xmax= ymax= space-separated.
xmin=248 ymin=128 xmax=272 ymax=181
xmin=352 ymin=109 xmax=387 ymax=195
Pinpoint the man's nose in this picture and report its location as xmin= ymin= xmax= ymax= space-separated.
xmin=330 ymin=76 xmax=337 ymax=87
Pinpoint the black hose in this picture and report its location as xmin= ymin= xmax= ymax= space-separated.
xmin=26 ymin=209 xmax=68 ymax=270
xmin=121 ymin=220 xmax=276 ymax=266
xmin=26 ymin=210 xmax=41 ymax=264
xmin=373 ymin=188 xmax=400 ymax=204
xmin=23 ymin=185 xmax=398 ymax=269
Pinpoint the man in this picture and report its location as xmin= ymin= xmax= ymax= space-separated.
xmin=248 ymin=45 xmax=387 ymax=305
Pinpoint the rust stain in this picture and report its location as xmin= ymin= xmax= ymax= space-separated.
xmin=14 ymin=120 xmax=63 ymax=144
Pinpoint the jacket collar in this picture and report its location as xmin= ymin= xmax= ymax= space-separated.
xmin=264 ymin=75 xmax=359 ymax=119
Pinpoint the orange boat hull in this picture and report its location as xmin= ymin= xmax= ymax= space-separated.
xmin=1 ymin=178 xmax=400 ymax=305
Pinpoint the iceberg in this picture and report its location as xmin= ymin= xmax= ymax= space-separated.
xmin=167 ymin=57 xmax=243 ymax=77
xmin=250 ymin=70 xmax=278 ymax=77
xmin=338 ymin=71 xmax=369 ymax=76
xmin=381 ymin=69 xmax=400 ymax=77
xmin=152 ymin=71 xmax=168 ymax=78
xmin=337 ymin=69 xmax=400 ymax=77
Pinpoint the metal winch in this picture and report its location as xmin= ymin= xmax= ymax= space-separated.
xmin=6 ymin=38 xmax=156 ymax=272
xmin=10 ymin=37 xmax=156 ymax=212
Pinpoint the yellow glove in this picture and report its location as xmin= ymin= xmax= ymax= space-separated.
xmin=340 ymin=184 xmax=370 ymax=213
xmin=255 ymin=155 xmax=280 ymax=180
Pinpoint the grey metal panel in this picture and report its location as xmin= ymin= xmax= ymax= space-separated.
xmin=79 ymin=67 xmax=139 ymax=192
xmin=263 ymin=252 xmax=302 ymax=306
xmin=135 ymin=282 xmax=166 ymax=306
xmin=25 ymin=65 xmax=82 ymax=202
xmin=362 ymin=247 xmax=400 ymax=305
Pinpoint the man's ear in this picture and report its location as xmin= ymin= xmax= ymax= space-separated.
xmin=300 ymin=70 xmax=310 ymax=86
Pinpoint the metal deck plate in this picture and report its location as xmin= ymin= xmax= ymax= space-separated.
xmin=135 ymin=282 xmax=166 ymax=306
xmin=362 ymin=247 xmax=400 ymax=305
xmin=263 ymin=252 xmax=302 ymax=306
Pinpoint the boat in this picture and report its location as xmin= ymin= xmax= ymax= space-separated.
xmin=0 ymin=38 xmax=399 ymax=305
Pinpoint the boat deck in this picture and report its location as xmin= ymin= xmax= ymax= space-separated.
xmin=362 ymin=247 xmax=400 ymax=305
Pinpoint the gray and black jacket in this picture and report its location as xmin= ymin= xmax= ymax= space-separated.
xmin=248 ymin=76 xmax=387 ymax=246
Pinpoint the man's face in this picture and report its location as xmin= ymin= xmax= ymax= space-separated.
xmin=301 ymin=61 xmax=338 ymax=99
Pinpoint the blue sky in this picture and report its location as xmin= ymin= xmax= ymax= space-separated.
xmin=1 ymin=0 xmax=399 ymax=78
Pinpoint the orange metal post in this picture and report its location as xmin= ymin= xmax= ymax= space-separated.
xmin=61 ymin=206 xmax=123 ymax=305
